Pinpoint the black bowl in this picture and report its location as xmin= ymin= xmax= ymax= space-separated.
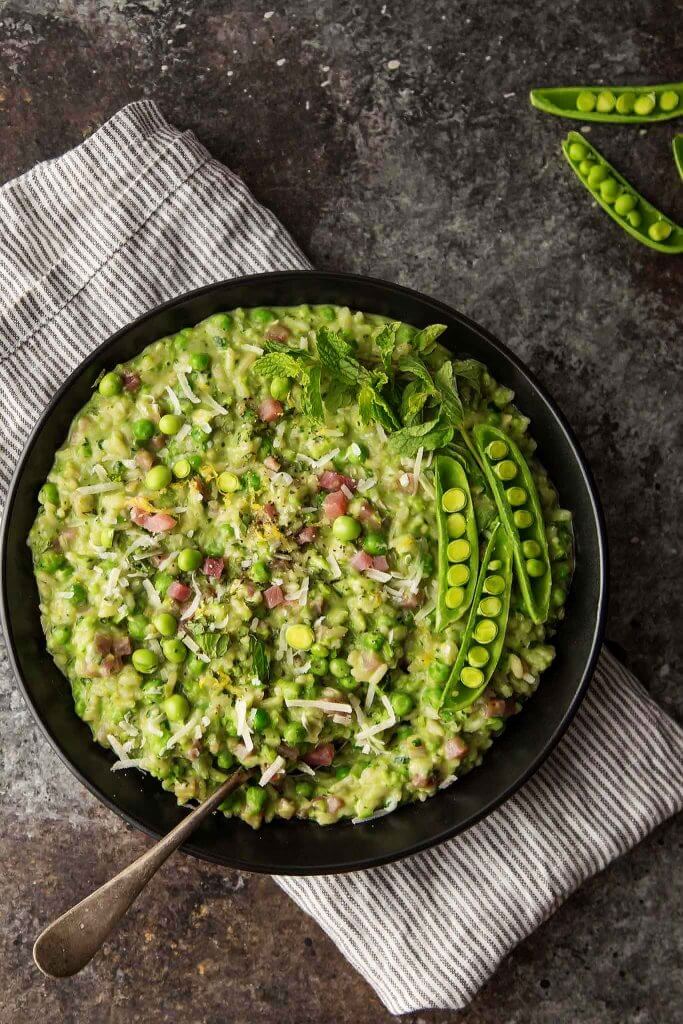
xmin=0 ymin=271 xmax=607 ymax=874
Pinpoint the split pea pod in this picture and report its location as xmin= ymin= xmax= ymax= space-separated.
xmin=473 ymin=424 xmax=551 ymax=625
xmin=530 ymin=83 xmax=683 ymax=124
xmin=435 ymin=455 xmax=479 ymax=630
xmin=440 ymin=522 xmax=512 ymax=711
xmin=674 ymin=136 xmax=683 ymax=181
xmin=562 ymin=131 xmax=683 ymax=253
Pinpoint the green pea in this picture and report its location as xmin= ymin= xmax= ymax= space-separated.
xmin=188 ymin=455 xmax=202 ymax=470
xmin=310 ymin=657 xmax=329 ymax=676
xmin=447 ymin=539 xmax=470 ymax=563
xmin=467 ymin=646 xmax=489 ymax=669
xmin=568 ymin=141 xmax=588 ymax=162
xmin=579 ymin=158 xmax=595 ymax=177
xmin=473 ymin=619 xmax=498 ymax=645
xmin=99 ymin=527 xmax=115 ymax=549
xmin=171 ymin=459 xmax=191 ymax=480
xmin=614 ymin=193 xmax=637 ymax=216
xmin=39 ymin=482 xmax=59 ymax=506
xmin=162 ymin=638 xmax=187 ymax=663
xmin=190 ymin=352 xmax=210 ymax=371
xmin=447 ymin=512 xmax=466 ymax=538
xmin=332 ymin=515 xmax=361 ymax=542
xmin=295 ymin=781 xmax=314 ymax=798
xmin=217 ymin=471 xmax=240 ymax=493
xmin=318 ymin=305 xmax=336 ymax=323
xmin=494 ymin=459 xmax=517 ymax=481
xmin=390 ymin=692 xmax=414 ymax=717
xmin=311 ymin=643 xmax=329 ymax=659
xmin=178 ymin=548 xmax=202 ymax=572
xmin=52 ymin=625 xmax=71 ymax=646
xmin=587 ymin=164 xmax=608 ymax=188
xmin=252 ymin=708 xmax=270 ymax=731
xmin=210 ymin=313 xmax=233 ymax=332
xmin=648 ymin=221 xmax=672 ymax=242
xmin=335 ymin=765 xmax=351 ymax=780
xmin=483 ymin=574 xmax=504 ymax=596
xmin=346 ymin=442 xmax=368 ymax=464
xmin=329 ymin=657 xmax=348 ymax=678
xmin=244 ymin=470 xmax=261 ymax=491
xmin=362 ymin=531 xmax=387 ymax=555
xmin=132 ymin=648 xmax=159 ymax=674
xmin=616 ymin=91 xmax=636 ymax=114
xmin=487 ymin=560 xmax=502 ymax=571
xmin=478 ymin=596 xmax=502 ymax=617
xmin=442 ymin=487 xmax=466 ymax=513
xmin=447 ymin=564 xmax=470 ymax=587
xmin=526 ymin=558 xmax=546 ymax=578
xmin=159 ymin=414 xmax=183 ymax=436
xmin=633 ymin=93 xmax=655 ymax=116
xmin=153 ymin=612 xmax=177 ymax=637
xmin=186 ymin=654 xmax=204 ymax=678
xmin=217 ymin=750 xmax=235 ymax=770
xmin=127 ymin=614 xmax=147 ymax=640
xmin=98 ymin=372 xmax=122 ymax=397
xmin=250 ymin=560 xmax=270 ymax=584
xmin=576 ymin=90 xmax=596 ymax=112
xmin=286 ymin=625 xmax=315 ymax=651
xmin=522 ymin=540 xmax=541 ymax=558
xmin=627 ymin=210 xmax=642 ymax=228
xmin=460 ymin=666 xmax=484 ymax=688
xmin=245 ymin=785 xmax=268 ymax=812
xmin=69 ymin=582 xmax=87 ymax=605
xmin=250 ymin=308 xmax=275 ymax=326
xmin=553 ymin=561 xmax=571 ymax=582
xmin=423 ymin=686 xmax=443 ymax=708
xmin=513 ymin=509 xmax=534 ymax=529
xmin=596 ymin=90 xmax=616 ymax=113
xmin=445 ymin=587 xmax=465 ymax=610
xmin=270 ymin=376 xmax=290 ymax=401
xmin=163 ymin=693 xmax=189 ymax=722
xmin=599 ymin=177 xmax=620 ymax=204
xmin=337 ymin=675 xmax=360 ymax=691
xmin=39 ymin=550 xmax=65 ymax=574
xmin=506 ymin=486 xmax=527 ymax=507
xmin=485 ymin=439 xmax=508 ymax=461
xmin=362 ymin=633 xmax=384 ymax=652
xmin=145 ymin=465 xmax=172 ymax=491
xmin=552 ymin=586 xmax=567 ymax=608
xmin=660 ymin=90 xmax=679 ymax=112
xmin=283 ymin=722 xmax=306 ymax=745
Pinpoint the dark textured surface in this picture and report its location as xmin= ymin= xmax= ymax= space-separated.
xmin=0 ymin=2 xmax=681 ymax=1022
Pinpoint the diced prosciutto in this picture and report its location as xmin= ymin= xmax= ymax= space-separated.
xmin=350 ymin=550 xmax=373 ymax=572
xmin=168 ymin=581 xmax=192 ymax=603
xmin=264 ymin=324 xmax=291 ymax=342
xmin=202 ymin=557 xmax=224 ymax=579
xmin=483 ymin=698 xmax=516 ymax=719
xmin=112 ymin=636 xmax=132 ymax=657
xmin=277 ymin=742 xmax=299 ymax=761
xmin=258 ymin=398 xmax=284 ymax=422
xmin=400 ymin=591 xmax=422 ymax=609
xmin=243 ymin=580 xmax=257 ymax=598
xmin=318 ymin=471 xmax=357 ymax=492
xmin=397 ymin=472 xmax=415 ymax=492
xmin=149 ymin=434 xmax=166 ymax=451
xmin=326 ymin=796 xmax=344 ymax=815
xmin=130 ymin=507 xmax=177 ymax=533
xmin=94 ymin=633 xmax=112 ymax=655
xmin=411 ymin=773 xmax=433 ymax=790
xmin=263 ymin=502 xmax=278 ymax=521
xmin=444 ymin=736 xmax=469 ymax=760
xmin=372 ymin=555 xmax=389 ymax=573
xmin=101 ymin=654 xmax=121 ymax=676
xmin=303 ymin=742 xmax=335 ymax=768
xmin=135 ymin=449 xmax=155 ymax=471
xmin=264 ymin=584 xmax=285 ymax=609
xmin=121 ymin=371 xmax=141 ymax=392
xmin=323 ymin=490 xmax=348 ymax=521
xmin=263 ymin=455 xmax=281 ymax=472
xmin=358 ymin=501 xmax=380 ymax=527
xmin=297 ymin=526 xmax=317 ymax=545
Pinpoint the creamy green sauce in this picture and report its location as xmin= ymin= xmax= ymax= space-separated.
xmin=29 ymin=305 xmax=572 ymax=827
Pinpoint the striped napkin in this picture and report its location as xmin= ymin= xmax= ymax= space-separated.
xmin=1 ymin=101 xmax=681 ymax=1014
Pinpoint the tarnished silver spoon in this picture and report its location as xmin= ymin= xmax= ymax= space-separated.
xmin=33 ymin=770 xmax=250 ymax=977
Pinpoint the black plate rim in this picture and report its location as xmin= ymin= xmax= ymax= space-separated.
xmin=0 ymin=269 xmax=608 ymax=874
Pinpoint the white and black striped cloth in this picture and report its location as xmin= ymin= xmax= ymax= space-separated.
xmin=1 ymin=102 xmax=681 ymax=1014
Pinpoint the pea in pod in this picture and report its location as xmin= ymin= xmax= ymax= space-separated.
xmin=562 ymin=131 xmax=683 ymax=254
xmin=473 ymin=423 xmax=551 ymax=625
xmin=530 ymin=83 xmax=683 ymax=124
xmin=434 ymin=455 xmax=479 ymax=630
xmin=440 ymin=522 xmax=512 ymax=711
xmin=674 ymin=135 xmax=683 ymax=182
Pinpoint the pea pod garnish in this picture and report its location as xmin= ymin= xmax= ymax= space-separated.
xmin=562 ymin=131 xmax=683 ymax=253
xmin=440 ymin=522 xmax=512 ymax=711
xmin=674 ymin=136 xmax=683 ymax=181
xmin=473 ymin=424 xmax=551 ymax=625
xmin=530 ymin=83 xmax=682 ymax=124
xmin=434 ymin=455 xmax=479 ymax=629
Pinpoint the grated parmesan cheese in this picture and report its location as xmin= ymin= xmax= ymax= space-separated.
xmin=259 ymin=755 xmax=286 ymax=787
xmin=142 ymin=578 xmax=161 ymax=608
xmin=75 ymin=482 xmax=122 ymax=496
xmin=285 ymin=698 xmax=353 ymax=714
xmin=165 ymin=385 xmax=182 ymax=415
xmin=175 ymin=366 xmax=200 ymax=404
xmin=366 ymin=568 xmax=393 ymax=583
xmin=297 ymin=448 xmax=340 ymax=470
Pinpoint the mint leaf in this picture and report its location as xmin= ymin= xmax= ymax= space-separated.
xmin=375 ymin=322 xmax=400 ymax=372
xmin=434 ymin=361 xmax=465 ymax=428
xmin=250 ymin=634 xmax=270 ymax=684
xmin=301 ymin=364 xmax=324 ymax=421
xmin=400 ymin=380 xmax=431 ymax=425
xmin=315 ymin=328 xmax=363 ymax=386
xmin=413 ymin=323 xmax=447 ymax=354
xmin=453 ymin=358 xmax=484 ymax=399
xmin=397 ymin=355 xmax=437 ymax=393
xmin=252 ymin=352 xmax=306 ymax=381
xmin=194 ymin=631 xmax=230 ymax=659
xmin=388 ymin=419 xmax=454 ymax=457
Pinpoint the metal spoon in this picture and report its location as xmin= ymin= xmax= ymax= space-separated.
xmin=33 ymin=770 xmax=250 ymax=977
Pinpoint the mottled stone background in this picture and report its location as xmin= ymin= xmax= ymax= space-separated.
xmin=0 ymin=1 xmax=681 ymax=1022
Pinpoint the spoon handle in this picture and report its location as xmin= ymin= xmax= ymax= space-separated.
xmin=33 ymin=770 xmax=250 ymax=978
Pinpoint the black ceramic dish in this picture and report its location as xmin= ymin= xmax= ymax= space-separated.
xmin=0 ymin=271 xmax=607 ymax=875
